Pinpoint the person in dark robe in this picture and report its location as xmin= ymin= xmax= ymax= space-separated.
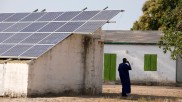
xmin=118 ymin=58 xmax=132 ymax=97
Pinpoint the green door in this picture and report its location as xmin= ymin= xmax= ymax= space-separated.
xmin=104 ymin=53 xmax=116 ymax=81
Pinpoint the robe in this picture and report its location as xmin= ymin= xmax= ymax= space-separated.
xmin=118 ymin=62 xmax=132 ymax=94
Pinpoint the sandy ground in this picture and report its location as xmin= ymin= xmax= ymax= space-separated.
xmin=0 ymin=85 xmax=182 ymax=102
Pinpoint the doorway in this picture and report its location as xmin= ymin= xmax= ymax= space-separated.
xmin=104 ymin=53 xmax=116 ymax=81
xmin=177 ymin=57 xmax=182 ymax=83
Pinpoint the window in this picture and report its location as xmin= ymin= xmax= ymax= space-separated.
xmin=104 ymin=53 xmax=116 ymax=81
xmin=144 ymin=54 xmax=157 ymax=71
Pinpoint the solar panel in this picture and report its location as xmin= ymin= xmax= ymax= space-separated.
xmin=4 ymin=13 xmax=29 ymax=22
xmin=91 ymin=10 xmax=120 ymax=20
xmin=4 ymin=23 xmax=30 ymax=32
xmin=20 ymin=33 xmax=51 ymax=44
xmin=1 ymin=45 xmax=32 ymax=56
xmin=75 ymin=21 xmax=106 ymax=33
xmin=0 ymin=44 xmax=14 ymax=55
xmin=56 ymin=22 xmax=84 ymax=32
xmin=38 ymin=12 xmax=63 ymax=21
xmin=0 ymin=13 xmax=14 ymax=22
xmin=72 ymin=11 xmax=99 ymax=21
xmin=39 ymin=33 xmax=71 ymax=44
xmin=20 ymin=45 xmax=53 ymax=57
xmin=0 ymin=23 xmax=14 ymax=32
xmin=54 ymin=11 xmax=80 ymax=21
xmin=38 ymin=22 xmax=66 ymax=32
xmin=4 ymin=33 xmax=31 ymax=43
xmin=21 ymin=22 xmax=48 ymax=32
xmin=21 ymin=12 xmax=46 ymax=21
xmin=0 ymin=33 xmax=15 ymax=43
xmin=0 ymin=10 xmax=121 ymax=59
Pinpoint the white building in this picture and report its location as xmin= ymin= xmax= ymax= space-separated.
xmin=0 ymin=10 xmax=122 ymax=97
xmin=0 ymin=33 xmax=103 ymax=97
xmin=103 ymin=30 xmax=182 ymax=84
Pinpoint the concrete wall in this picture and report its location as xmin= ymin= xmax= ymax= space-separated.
xmin=104 ymin=44 xmax=176 ymax=84
xmin=83 ymin=35 xmax=103 ymax=94
xmin=28 ymin=34 xmax=103 ymax=96
xmin=0 ymin=62 xmax=29 ymax=97
xmin=0 ymin=64 xmax=4 ymax=95
xmin=177 ymin=57 xmax=182 ymax=83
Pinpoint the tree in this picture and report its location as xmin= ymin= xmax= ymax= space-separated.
xmin=132 ymin=0 xmax=182 ymax=59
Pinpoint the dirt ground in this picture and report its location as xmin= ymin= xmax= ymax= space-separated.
xmin=0 ymin=85 xmax=182 ymax=102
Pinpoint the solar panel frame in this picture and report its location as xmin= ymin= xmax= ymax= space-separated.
xmin=20 ymin=12 xmax=46 ymax=22
xmin=0 ymin=23 xmax=14 ymax=32
xmin=1 ymin=44 xmax=32 ymax=57
xmin=75 ymin=21 xmax=106 ymax=33
xmin=4 ymin=22 xmax=31 ymax=32
xmin=20 ymin=22 xmax=48 ymax=32
xmin=54 ymin=11 xmax=81 ymax=21
xmin=0 ymin=33 xmax=15 ymax=43
xmin=91 ymin=10 xmax=121 ymax=20
xmin=72 ymin=11 xmax=99 ymax=21
xmin=37 ymin=22 xmax=66 ymax=32
xmin=3 ymin=33 xmax=31 ymax=43
xmin=38 ymin=12 xmax=63 ymax=21
xmin=0 ymin=44 xmax=14 ymax=55
xmin=20 ymin=33 xmax=51 ymax=44
xmin=20 ymin=45 xmax=53 ymax=58
xmin=4 ymin=13 xmax=30 ymax=22
xmin=0 ymin=10 xmax=121 ymax=59
xmin=56 ymin=22 xmax=84 ymax=32
xmin=38 ymin=33 xmax=71 ymax=44
xmin=0 ymin=13 xmax=15 ymax=22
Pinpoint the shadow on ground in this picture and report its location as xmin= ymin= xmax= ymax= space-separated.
xmin=29 ymin=92 xmax=182 ymax=101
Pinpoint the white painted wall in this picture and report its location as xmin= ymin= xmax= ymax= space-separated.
xmin=28 ymin=34 xmax=85 ymax=95
xmin=84 ymin=35 xmax=104 ymax=94
xmin=28 ymin=34 xmax=103 ymax=96
xmin=0 ymin=64 xmax=4 ymax=96
xmin=104 ymin=44 xmax=176 ymax=83
xmin=3 ymin=62 xmax=29 ymax=97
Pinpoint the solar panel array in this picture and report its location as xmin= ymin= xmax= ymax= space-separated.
xmin=0 ymin=10 xmax=121 ymax=59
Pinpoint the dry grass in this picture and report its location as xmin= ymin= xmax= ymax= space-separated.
xmin=0 ymin=85 xmax=182 ymax=102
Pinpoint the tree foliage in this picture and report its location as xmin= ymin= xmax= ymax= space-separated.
xmin=132 ymin=0 xmax=182 ymax=59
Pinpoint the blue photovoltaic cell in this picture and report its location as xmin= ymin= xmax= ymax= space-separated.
xmin=0 ymin=10 xmax=121 ymax=59
xmin=39 ymin=33 xmax=71 ymax=44
xmin=0 ymin=33 xmax=15 ymax=43
xmin=54 ymin=11 xmax=80 ymax=21
xmin=2 ymin=45 xmax=32 ymax=56
xmin=72 ymin=11 xmax=99 ymax=21
xmin=0 ymin=44 xmax=14 ymax=55
xmin=75 ymin=21 xmax=106 ymax=33
xmin=91 ymin=10 xmax=120 ymax=20
xmin=4 ymin=23 xmax=30 ymax=32
xmin=56 ymin=22 xmax=84 ymax=32
xmin=21 ymin=12 xmax=46 ymax=21
xmin=0 ymin=13 xmax=14 ymax=22
xmin=21 ymin=33 xmax=51 ymax=44
xmin=38 ymin=12 xmax=63 ymax=21
xmin=38 ymin=22 xmax=66 ymax=32
xmin=20 ymin=45 xmax=53 ymax=57
xmin=4 ymin=33 xmax=31 ymax=43
xmin=21 ymin=22 xmax=48 ymax=32
xmin=0 ymin=23 xmax=14 ymax=31
xmin=4 ymin=13 xmax=29 ymax=22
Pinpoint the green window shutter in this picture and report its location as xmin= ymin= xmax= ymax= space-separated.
xmin=144 ymin=54 xmax=151 ymax=71
xmin=104 ymin=54 xmax=110 ymax=80
xmin=150 ymin=54 xmax=157 ymax=71
xmin=110 ymin=54 xmax=116 ymax=81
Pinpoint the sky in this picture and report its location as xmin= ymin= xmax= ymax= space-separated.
xmin=0 ymin=0 xmax=146 ymax=30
